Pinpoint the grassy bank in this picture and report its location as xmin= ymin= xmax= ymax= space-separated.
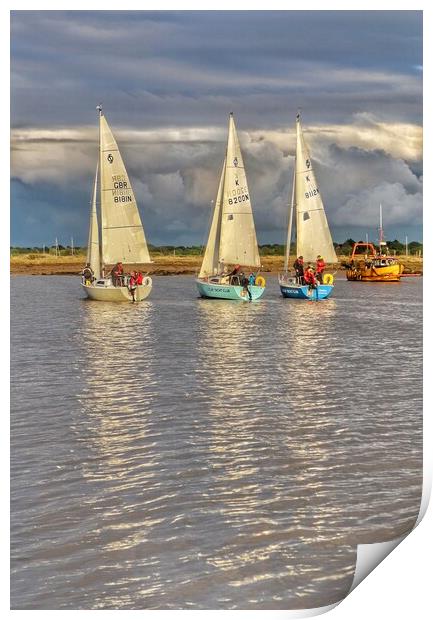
xmin=10 ymin=253 xmax=423 ymax=276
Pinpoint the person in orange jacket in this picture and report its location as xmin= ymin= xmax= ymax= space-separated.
xmin=315 ymin=255 xmax=326 ymax=283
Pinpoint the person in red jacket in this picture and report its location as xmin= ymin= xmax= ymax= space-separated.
xmin=136 ymin=271 xmax=143 ymax=285
xmin=315 ymin=255 xmax=326 ymax=283
xmin=304 ymin=266 xmax=317 ymax=289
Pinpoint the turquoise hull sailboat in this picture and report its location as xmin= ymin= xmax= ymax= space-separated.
xmin=196 ymin=279 xmax=265 ymax=301
xmin=195 ymin=113 xmax=265 ymax=301
xmin=278 ymin=113 xmax=337 ymax=301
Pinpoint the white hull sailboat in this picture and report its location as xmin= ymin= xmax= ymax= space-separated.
xmin=82 ymin=106 xmax=152 ymax=302
xmin=279 ymin=113 xmax=337 ymax=300
xmin=196 ymin=113 xmax=265 ymax=301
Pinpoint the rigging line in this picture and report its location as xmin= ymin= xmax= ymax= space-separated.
xmin=200 ymin=200 xmax=216 ymax=258
xmin=102 ymin=225 xmax=142 ymax=230
xmin=298 ymin=207 xmax=326 ymax=213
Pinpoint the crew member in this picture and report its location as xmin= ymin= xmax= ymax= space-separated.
xmin=240 ymin=272 xmax=252 ymax=301
xmin=304 ymin=265 xmax=317 ymax=289
xmin=111 ymin=262 xmax=124 ymax=287
xmin=128 ymin=272 xmax=137 ymax=302
xmin=136 ymin=271 xmax=143 ymax=285
xmin=293 ymin=256 xmax=305 ymax=284
xmin=315 ymin=255 xmax=326 ymax=283
xmin=82 ymin=263 xmax=94 ymax=285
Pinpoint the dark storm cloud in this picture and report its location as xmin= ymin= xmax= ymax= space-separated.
xmin=10 ymin=10 xmax=423 ymax=245
xmin=11 ymin=10 xmax=422 ymax=127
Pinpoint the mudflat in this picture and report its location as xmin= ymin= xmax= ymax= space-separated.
xmin=10 ymin=253 xmax=423 ymax=276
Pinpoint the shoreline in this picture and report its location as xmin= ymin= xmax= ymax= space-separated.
xmin=10 ymin=254 xmax=423 ymax=276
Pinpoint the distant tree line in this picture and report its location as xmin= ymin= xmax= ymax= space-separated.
xmin=10 ymin=245 xmax=86 ymax=257
xmin=10 ymin=239 xmax=423 ymax=257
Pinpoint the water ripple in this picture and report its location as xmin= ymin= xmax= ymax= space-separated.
xmin=11 ymin=275 xmax=422 ymax=609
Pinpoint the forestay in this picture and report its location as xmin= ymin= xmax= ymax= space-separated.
xmin=99 ymin=112 xmax=151 ymax=266
xmin=86 ymin=162 xmax=101 ymax=279
xmin=295 ymin=116 xmax=337 ymax=264
xmin=198 ymin=160 xmax=225 ymax=278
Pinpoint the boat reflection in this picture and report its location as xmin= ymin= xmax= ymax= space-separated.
xmin=75 ymin=300 xmax=157 ymax=477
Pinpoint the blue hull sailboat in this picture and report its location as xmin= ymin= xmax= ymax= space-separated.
xmin=195 ymin=113 xmax=266 ymax=301
xmin=278 ymin=113 xmax=337 ymax=300
xmin=279 ymin=277 xmax=333 ymax=300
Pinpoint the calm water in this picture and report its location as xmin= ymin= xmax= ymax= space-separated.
xmin=11 ymin=275 xmax=422 ymax=610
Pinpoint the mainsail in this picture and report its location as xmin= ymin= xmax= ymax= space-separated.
xmin=99 ymin=111 xmax=151 ymax=266
xmin=294 ymin=114 xmax=337 ymax=263
xmin=199 ymin=113 xmax=260 ymax=277
xmin=86 ymin=162 xmax=101 ymax=279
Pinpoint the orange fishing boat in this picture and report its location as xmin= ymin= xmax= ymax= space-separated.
xmin=345 ymin=205 xmax=404 ymax=282
xmin=345 ymin=242 xmax=404 ymax=282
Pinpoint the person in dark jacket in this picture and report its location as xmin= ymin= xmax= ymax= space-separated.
xmin=240 ymin=273 xmax=252 ymax=301
xmin=82 ymin=263 xmax=94 ymax=284
xmin=128 ymin=272 xmax=137 ymax=302
xmin=293 ymin=256 xmax=305 ymax=284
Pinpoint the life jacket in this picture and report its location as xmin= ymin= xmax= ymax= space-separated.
xmin=304 ymin=270 xmax=316 ymax=284
xmin=316 ymin=259 xmax=326 ymax=273
xmin=136 ymin=272 xmax=143 ymax=285
xmin=129 ymin=276 xmax=137 ymax=288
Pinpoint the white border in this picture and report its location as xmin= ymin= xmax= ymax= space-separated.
xmin=5 ymin=2 xmax=430 ymax=618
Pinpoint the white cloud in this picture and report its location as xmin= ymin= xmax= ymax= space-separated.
xmin=10 ymin=116 xmax=423 ymax=236
xmin=333 ymin=183 xmax=422 ymax=227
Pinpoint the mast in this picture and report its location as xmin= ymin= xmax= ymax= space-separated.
xmin=379 ymin=203 xmax=383 ymax=247
xmin=284 ymin=162 xmax=296 ymax=272
xmin=86 ymin=159 xmax=101 ymax=279
xmin=378 ymin=203 xmax=387 ymax=254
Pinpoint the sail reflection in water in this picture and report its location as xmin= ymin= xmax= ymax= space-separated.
xmin=72 ymin=300 xmax=167 ymax=607
xmin=193 ymin=299 xmax=353 ymax=608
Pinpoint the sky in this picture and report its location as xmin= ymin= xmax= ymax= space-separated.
xmin=10 ymin=9 xmax=423 ymax=247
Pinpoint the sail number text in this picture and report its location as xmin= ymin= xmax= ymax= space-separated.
xmin=227 ymin=185 xmax=249 ymax=205
xmin=111 ymin=174 xmax=133 ymax=204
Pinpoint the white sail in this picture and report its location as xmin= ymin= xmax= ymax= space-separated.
xmin=99 ymin=111 xmax=151 ymax=266
xmin=295 ymin=115 xmax=337 ymax=264
xmin=86 ymin=162 xmax=101 ymax=279
xmin=218 ymin=113 xmax=261 ymax=268
xmin=284 ymin=164 xmax=296 ymax=272
xmin=198 ymin=159 xmax=225 ymax=278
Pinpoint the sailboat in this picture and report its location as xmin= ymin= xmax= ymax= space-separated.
xmin=195 ymin=113 xmax=266 ymax=301
xmin=81 ymin=105 xmax=152 ymax=302
xmin=279 ymin=113 xmax=337 ymax=300
xmin=345 ymin=205 xmax=404 ymax=282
